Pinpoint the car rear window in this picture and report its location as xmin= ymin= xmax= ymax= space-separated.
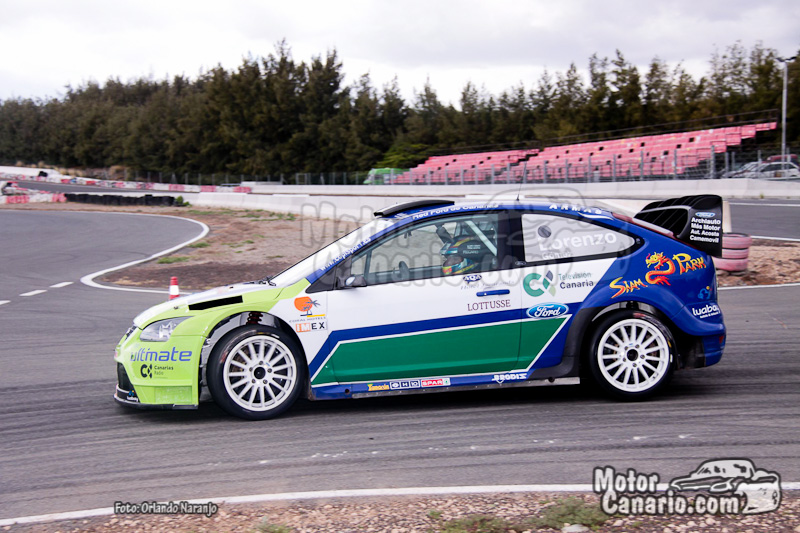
xmin=522 ymin=213 xmax=636 ymax=262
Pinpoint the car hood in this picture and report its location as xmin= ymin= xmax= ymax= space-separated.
xmin=133 ymin=281 xmax=287 ymax=327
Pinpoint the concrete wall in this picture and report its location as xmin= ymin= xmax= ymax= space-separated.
xmin=244 ymin=178 xmax=800 ymax=200
xmin=192 ymin=190 xmax=733 ymax=232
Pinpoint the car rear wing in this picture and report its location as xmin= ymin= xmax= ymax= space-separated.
xmin=634 ymin=195 xmax=723 ymax=257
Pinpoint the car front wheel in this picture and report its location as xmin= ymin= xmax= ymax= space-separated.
xmin=588 ymin=310 xmax=674 ymax=400
xmin=207 ymin=325 xmax=305 ymax=420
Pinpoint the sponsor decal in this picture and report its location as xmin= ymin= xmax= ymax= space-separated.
xmin=461 ymin=279 xmax=510 ymax=291
xmin=558 ymin=271 xmax=595 ymax=289
xmin=466 ymin=299 xmax=512 ymax=312
xmin=409 ymin=203 xmax=499 ymax=221
xmin=673 ymin=252 xmax=707 ymax=275
xmin=524 ymin=270 xmax=557 ymax=298
xmin=367 ymin=383 xmax=390 ymax=391
xmin=689 ymin=214 xmax=722 ymax=244
xmin=609 ymin=277 xmax=647 ymax=297
xmin=389 ymin=380 xmax=422 ymax=390
xmin=462 ymin=273 xmax=482 ymax=283
xmin=548 ymin=203 xmax=603 ymax=215
xmin=140 ymin=363 xmax=175 ymax=379
xmin=526 ymin=303 xmax=569 ymax=319
xmin=294 ymin=321 xmax=327 ymax=333
xmin=644 ymin=252 xmax=677 ymax=285
xmin=698 ymin=286 xmax=712 ymax=300
xmin=691 ymin=303 xmax=721 ymax=319
xmin=294 ymin=296 xmax=324 ymax=317
xmin=593 ymin=458 xmax=781 ymax=516
xmin=492 ymin=372 xmax=526 ymax=384
xmin=611 ymin=251 xmax=708 ymax=298
xmin=420 ymin=378 xmax=451 ymax=387
xmin=131 ymin=347 xmax=192 ymax=362
xmin=537 ymin=231 xmax=619 ymax=253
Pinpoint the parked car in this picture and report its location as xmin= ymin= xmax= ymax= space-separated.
xmin=766 ymin=153 xmax=798 ymax=165
xmin=114 ymin=195 xmax=726 ymax=419
xmin=0 ymin=181 xmax=21 ymax=195
xmin=727 ymin=161 xmax=800 ymax=179
xmin=363 ymin=168 xmax=407 ymax=185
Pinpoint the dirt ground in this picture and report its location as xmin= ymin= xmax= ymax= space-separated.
xmin=7 ymin=202 xmax=795 ymax=290
xmin=8 ymin=492 xmax=800 ymax=532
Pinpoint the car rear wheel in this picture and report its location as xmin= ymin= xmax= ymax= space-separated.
xmin=207 ymin=325 xmax=305 ymax=420
xmin=588 ymin=310 xmax=674 ymax=400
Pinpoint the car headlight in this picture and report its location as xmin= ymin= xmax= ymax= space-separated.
xmin=139 ymin=317 xmax=190 ymax=342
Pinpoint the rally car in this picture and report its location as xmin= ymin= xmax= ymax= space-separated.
xmin=114 ymin=195 xmax=726 ymax=420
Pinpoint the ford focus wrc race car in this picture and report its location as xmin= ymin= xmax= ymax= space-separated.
xmin=115 ymin=195 xmax=726 ymax=420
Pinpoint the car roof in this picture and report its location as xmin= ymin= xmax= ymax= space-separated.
xmin=376 ymin=199 xmax=613 ymax=221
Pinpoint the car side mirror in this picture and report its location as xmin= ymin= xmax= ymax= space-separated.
xmin=341 ymin=275 xmax=367 ymax=289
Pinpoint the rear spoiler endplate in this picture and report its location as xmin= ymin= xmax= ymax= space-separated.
xmin=634 ymin=195 xmax=723 ymax=257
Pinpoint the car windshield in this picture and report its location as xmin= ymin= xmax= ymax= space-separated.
xmin=269 ymin=218 xmax=396 ymax=286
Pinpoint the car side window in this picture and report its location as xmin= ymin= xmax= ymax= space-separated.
xmin=350 ymin=213 xmax=502 ymax=285
xmin=521 ymin=213 xmax=636 ymax=263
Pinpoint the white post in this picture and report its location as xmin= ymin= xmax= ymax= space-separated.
xmin=779 ymin=56 xmax=796 ymax=163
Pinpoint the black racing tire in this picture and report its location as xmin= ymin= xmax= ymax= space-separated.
xmin=207 ymin=325 xmax=306 ymax=420
xmin=587 ymin=310 xmax=675 ymax=400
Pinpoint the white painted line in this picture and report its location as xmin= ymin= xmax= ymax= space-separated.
xmin=1 ymin=482 xmax=798 ymax=527
xmin=80 ymin=213 xmax=209 ymax=294
xmin=751 ymin=235 xmax=800 ymax=243
xmin=19 ymin=289 xmax=46 ymax=297
xmin=720 ymin=282 xmax=800 ymax=291
xmin=50 ymin=281 xmax=73 ymax=288
xmin=730 ymin=202 xmax=800 ymax=207
xmin=0 ymin=300 xmax=9 ymax=306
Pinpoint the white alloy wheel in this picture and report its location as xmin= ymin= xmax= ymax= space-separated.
xmin=223 ymin=335 xmax=298 ymax=411
xmin=594 ymin=317 xmax=672 ymax=396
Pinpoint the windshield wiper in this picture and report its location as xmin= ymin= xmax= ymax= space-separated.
xmin=244 ymin=275 xmax=276 ymax=286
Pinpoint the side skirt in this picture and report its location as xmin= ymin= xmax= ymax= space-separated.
xmin=310 ymin=377 xmax=580 ymax=401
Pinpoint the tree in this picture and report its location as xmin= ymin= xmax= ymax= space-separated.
xmin=643 ymin=56 xmax=671 ymax=126
xmin=584 ymin=54 xmax=612 ymax=135
xmin=610 ymin=50 xmax=643 ymax=130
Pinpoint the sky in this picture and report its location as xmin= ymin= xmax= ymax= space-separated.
xmin=1 ymin=0 xmax=798 ymax=107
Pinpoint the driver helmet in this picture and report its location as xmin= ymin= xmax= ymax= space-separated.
xmin=441 ymin=237 xmax=479 ymax=275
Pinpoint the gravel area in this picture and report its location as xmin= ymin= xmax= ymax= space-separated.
xmin=6 ymin=492 xmax=799 ymax=532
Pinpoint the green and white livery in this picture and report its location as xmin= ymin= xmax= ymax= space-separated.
xmin=115 ymin=197 xmax=726 ymax=419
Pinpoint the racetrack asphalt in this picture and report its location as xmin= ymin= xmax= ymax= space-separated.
xmin=0 ymin=205 xmax=799 ymax=520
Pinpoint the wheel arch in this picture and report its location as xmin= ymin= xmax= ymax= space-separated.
xmin=565 ymin=300 xmax=694 ymax=374
xmin=200 ymin=310 xmax=308 ymax=388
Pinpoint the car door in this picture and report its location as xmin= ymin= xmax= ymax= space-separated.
xmin=514 ymin=209 xmax=640 ymax=371
xmin=318 ymin=210 xmax=522 ymax=386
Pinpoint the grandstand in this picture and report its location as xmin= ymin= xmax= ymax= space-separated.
xmin=393 ymin=122 xmax=778 ymax=184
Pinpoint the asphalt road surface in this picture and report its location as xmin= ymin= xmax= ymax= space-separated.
xmin=730 ymin=199 xmax=800 ymax=240
xmin=1 ymin=206 xmax=798 ymax=520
